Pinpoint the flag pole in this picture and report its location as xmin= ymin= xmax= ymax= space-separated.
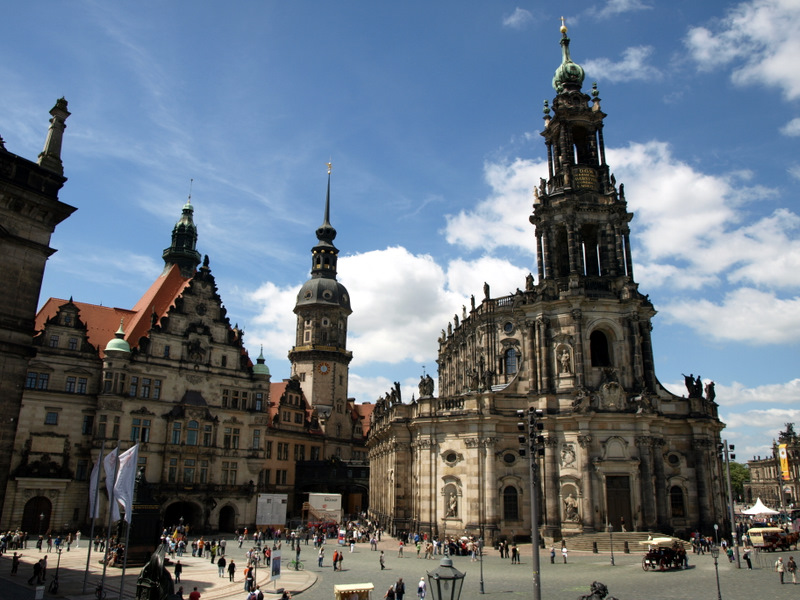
xmin=99 ymin=441 xmax=121 ymax=598
xmin=82 ymin=440 xmax=106 ymax=593
xmin=117 ymin=444 xmax=139 ymax=600
xmin=118 ymin=508 xmax=134 ymax=599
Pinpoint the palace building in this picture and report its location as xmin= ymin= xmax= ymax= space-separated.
xmin=1 ymin=169 xmax=369 ymax=534
xmin=366 ymin=24 xmax=726 ymax=543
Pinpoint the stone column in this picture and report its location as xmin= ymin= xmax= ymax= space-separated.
xmin=623 ymin=231 xmax=634 ymax=279
xmin=483 ymin=437 xmax=498 ymax=539
xmin=567 ymin=222 xmax=578 ymax=275
xmin=692 ymin=439 xmax=713 ymax=528
xmin=542 ymin=228 xmax=553 ymax=282
xmin=571 ymin=310 xmax=584 ymax=388
xmin=635 ymin=436 xmax=656 ymax=530
xmin=544 ymin=436 xmax=561 ymax=538
xmin=578 ymin=435 xmax=595 ymax=531
xmin=652 ymin=439 xmax=668 ymax=531
xmin=536 ymin=231 xmax=545 ymax=281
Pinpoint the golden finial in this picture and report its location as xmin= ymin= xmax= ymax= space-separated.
xmin=560 ymin=16 xmax=567 ymax=34
xmin=326 ymin=161 xmax=332 ymax=175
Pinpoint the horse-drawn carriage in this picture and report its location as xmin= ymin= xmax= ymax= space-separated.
xmin=640 ymin=537 xmax=687 ymax=571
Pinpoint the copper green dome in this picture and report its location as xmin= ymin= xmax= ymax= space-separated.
xmin=105 ymin=320 xmax=131 ymax=354
xmin=552 ymin=19 xmax=585 ymax=93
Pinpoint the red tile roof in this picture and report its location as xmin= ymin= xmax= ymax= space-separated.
xmin=36 ymin=264 xmax=191 ymax=358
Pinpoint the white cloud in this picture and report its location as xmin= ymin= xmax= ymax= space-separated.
xmin=781 ymin=117 xmax=800 ymax=136
xmin=790 ymin=165 xmax=800 ymax=181
xmin=444 ymin=157 xmax=543 ymax=254
xmin=685 ymin=0 xmax=800 ymax=100
xmin=502 ymin=8 xmax=533 ymax=29
xmin=662 ymin=289 xmax=800 ymax=345
xmin=592 ymin=0 xmax=653 ymax=19
xmin=583 ymin=46 xmax=660 ymax=83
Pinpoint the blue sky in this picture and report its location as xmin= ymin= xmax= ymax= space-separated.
xmin=2 ymin=0 xmax=798 ymax=459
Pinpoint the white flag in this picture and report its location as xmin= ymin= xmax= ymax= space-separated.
xmin=88 ymin=452 xmax=103 ymax=519
xmin=114 ymin=444 xmax=139 ymax=523
xmin=104 ymin=447 xmax=120 ymax=522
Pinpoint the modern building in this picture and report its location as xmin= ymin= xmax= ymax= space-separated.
xmin=0 ymin=99 xmax=76 ymax=523
xmin=367 ymin=24 xmax=726 ymax=543
xmin=1 ymin=173 xmax=369 ymax=534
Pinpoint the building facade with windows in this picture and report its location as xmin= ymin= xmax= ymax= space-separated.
xmin=367 ymin=25 xmax=726 ymax=543
xmin=0 ymin=99 xmax=76 ymax=523
xmin=1 ymin=180 xmax=369 ymax=534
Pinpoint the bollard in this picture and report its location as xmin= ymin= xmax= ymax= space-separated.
xmin=592 ymin=541 xmax=598 ymax=553
xmin=624 ymin=541 xmax=630 ymax=554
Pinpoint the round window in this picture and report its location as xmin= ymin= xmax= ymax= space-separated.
xmin=503 ymin=322 xmax=514 ymax=334
xmin=322 ymin=290 xmax=333 ymax=300
xmin=303 ymin=290 xmax=312 ymax=299
xmin=445 ymin=452 xmax=458 ymax=463
xmin=668 ymin=453 xmax=680 ymax=466
xmin=503 ymin=453 xmax=516 ymax=464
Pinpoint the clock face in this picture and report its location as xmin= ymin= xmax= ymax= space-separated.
xmin=318 ymin=362 xmax=330 ymax=374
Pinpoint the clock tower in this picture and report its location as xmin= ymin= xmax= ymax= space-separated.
xmin=288 ymin=165 xmax=353 ymax=425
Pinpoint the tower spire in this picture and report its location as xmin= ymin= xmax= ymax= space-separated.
xmin=312 ymin=162 xmax=339 ymax=278
xmin=162 ymin=182 xmax=201 ymax=277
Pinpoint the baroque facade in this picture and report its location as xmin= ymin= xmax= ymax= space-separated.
xmin=367 ymin=25 xmax=726 ymax=542
xmin=1 ymin=173 xmax=370 ymax=534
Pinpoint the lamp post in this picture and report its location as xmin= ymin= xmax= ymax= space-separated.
xmin=607 ymin=523 xmax=615 ymax=566
xmin=713 ymin=523 xmax=719 ymax=546
xmin=710 ymin=545 xmax=722 ymax=600
xmin=427 ymin=552 xmax=466 ymax=600
xmin=722 ymin=441 xmax=741 ymax=568
xmin=478 ymin=536 xmax=484 ymax=594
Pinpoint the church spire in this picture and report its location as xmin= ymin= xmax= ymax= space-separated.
xmin=311 ymin=162 xmax=339 ymax=279
xmin=162 ymin=182 xmax=201 ymax=277
xmin=552 ymin=17 xmax=585 ymax=94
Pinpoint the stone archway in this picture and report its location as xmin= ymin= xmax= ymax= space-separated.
xmin=23 ymin=496 xmax=52 ymax=535
xmin=218 ymin=506 xmax=236 ymax=532
xmin=163 ymin=501 xmax=203 ymax=533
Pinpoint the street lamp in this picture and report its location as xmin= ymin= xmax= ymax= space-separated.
xmin=427 ymin=553 xmax=466 ymax=600
xmin=48 ymin=547 xmax=62 ymax=593
xmin=478 ymin=536 xmax=484 ymax=594
xmin=607 ymin=523 xmax=615 ymax=566
xmin=713 ymin=524 xmax=719 ymax=546
xmin=710 ymin=546 xmax=722 ymax=600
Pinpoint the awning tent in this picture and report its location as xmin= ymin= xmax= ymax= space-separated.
xmin=741 ymin=497 xmax=779 ymax=515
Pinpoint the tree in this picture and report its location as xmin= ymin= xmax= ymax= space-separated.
xmin=728 ymin=462 xmax=750 ymax=501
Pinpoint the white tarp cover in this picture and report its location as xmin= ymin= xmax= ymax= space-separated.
xmin=742 ymin=497 xmax=779 ymax=515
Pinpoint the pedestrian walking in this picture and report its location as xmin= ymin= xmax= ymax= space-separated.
xmin=337 ymin=551 xmax=343 ymax=571
xmin=550 ymin=547 xmax=555 ymax=564
xmin=189 ymin=587 xmax=201 ymax=600
xmin=380 ymin=550 xmax=386 ymax=570
xmin=511 ymin=543 xmax=519 ymax=564
xmin=395 ymin=578 xmax=405 ymax=600
xmin=776 ymin=556 xmax=786 ymax=584
xmin=11 ymin=552 xmax=21 ymax=575
xmin=561 ymin=546 xmax=568 ymax=564
xmin=788 ymin=556 xmax=797 ymax=584
xmin=174 ymin=560 xmax=182 ymax=583
xmin=384 ymin=585 xmax=396 ymax=600
xmin=743 ymin=547 xmax=752 ymax=569
xmin=228 ymin=559 xmax=236 ymax=582
xmin=417 ymin=577 xmax=426 ymax=599
xmin=218 ymin=556 xmax=226 ymax=578
xmin=318 ymin=546 xmax=325 ymax=568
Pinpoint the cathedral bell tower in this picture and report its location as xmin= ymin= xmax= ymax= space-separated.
xmin=529 ymin=19 xmax=658 ymax=394
xmin=289 ymin=164 xmax=353 ymax=419
xmin=163 ymin=193 xmax=201 ymax=277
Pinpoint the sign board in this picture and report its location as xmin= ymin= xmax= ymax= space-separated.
xmin=307 ymin=493 xmax=343 ymax=522
xmin=271 ymin=548 xmax=281 ymax=581
xmin=256 ymin=494 xmax=288 ymax=528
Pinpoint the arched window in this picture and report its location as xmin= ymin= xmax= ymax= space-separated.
xmin=670 ymin=486 xmax=685 ymax=518
xmin=503 ymin=486 xmax=519 ymax=521
xmin=590 ymin=330 xmax=611 ymax=367
xmin=186 ymin=420 xmax=199 ymax=446
xmin=505 ymin=348 xmax=519 ymax=375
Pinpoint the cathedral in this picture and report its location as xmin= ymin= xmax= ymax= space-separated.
xmin=0 ymin=148 xmax=370 ymax=533
xmin=367 ymin=24 xmax=726 ymax=542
